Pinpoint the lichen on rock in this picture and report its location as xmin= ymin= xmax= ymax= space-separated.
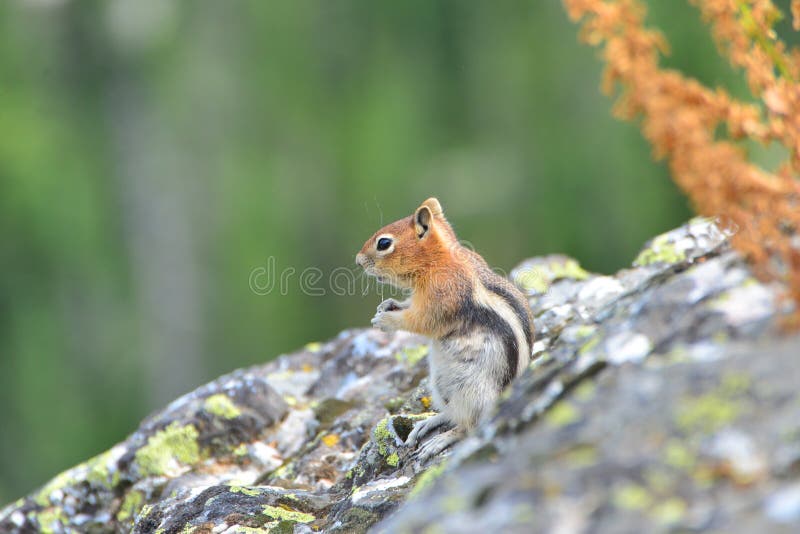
xmin=1 ymin=219 xmax=798 ymax=534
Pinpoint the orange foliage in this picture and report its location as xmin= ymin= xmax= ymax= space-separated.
xmin=563 ymin=0 xmax=800 ymax=328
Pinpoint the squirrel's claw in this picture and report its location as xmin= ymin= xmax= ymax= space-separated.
xmin=414 ymin=428 xmax=464 ymax=462
xmin=405 ymin=412 xmax=447 ymax=447
xmin=376 ymin=298 xmax=409 ymax=313
xmin=371 ymin=310 xmax=401 ymax=332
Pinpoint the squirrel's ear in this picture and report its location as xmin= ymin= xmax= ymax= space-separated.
xmin=414 ymin=205 xmax=433 ymax=239
xmin=420 ymin=198 xmax=444 ymax=218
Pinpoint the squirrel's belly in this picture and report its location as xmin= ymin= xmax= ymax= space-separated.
xmin=429 ymin=335 xmax=510 ymax=428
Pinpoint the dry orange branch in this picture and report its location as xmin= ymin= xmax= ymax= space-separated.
xmin=563 ymin=0 xmax=800 ymax=328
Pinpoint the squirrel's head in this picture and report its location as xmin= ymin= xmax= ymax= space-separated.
xmin=356 ymin=197 xmax=456 ymax=290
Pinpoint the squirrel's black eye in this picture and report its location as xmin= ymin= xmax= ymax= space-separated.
xmin=377 ymin=237 xmax=392 ymax=251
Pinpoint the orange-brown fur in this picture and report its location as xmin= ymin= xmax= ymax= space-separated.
xmin=356 ymin=199 xmax=469 ymax=338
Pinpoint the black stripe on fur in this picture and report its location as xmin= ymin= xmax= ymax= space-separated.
xmin=484 ymin=281 xmax=532 ymax=351
xmin=445 ymin=294 xmax=519 ymax=389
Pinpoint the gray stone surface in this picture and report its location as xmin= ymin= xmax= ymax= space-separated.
xmin=1 ymin=217 xmax=797 ymax=533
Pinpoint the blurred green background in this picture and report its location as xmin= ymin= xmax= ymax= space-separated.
xmin=4 ymin=0 xmax=771 ymax=502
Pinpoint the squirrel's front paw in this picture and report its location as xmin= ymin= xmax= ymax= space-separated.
xmin=371 ymin=309 xmax=404 ymax=333
xmin=376 ymin=298 xmax=408 ymax=314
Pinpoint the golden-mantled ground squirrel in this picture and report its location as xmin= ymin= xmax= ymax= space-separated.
xmin=356 ymin=198 xmax=534 ymax=460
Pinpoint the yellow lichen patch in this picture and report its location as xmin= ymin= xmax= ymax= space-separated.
xmin=35 ymin=470 xmax=77 ymax=507
xmin=36 ymin=507 xmax=67 ymax=533
xmin=549 ymin=259 xmax=590 ymax=281
xmin=663 ymin=440 xmax=696 ymax=471
xmin=386 ymin=452 xmax=400 ymax=467
xmin=261 ymin=505 xmax=314 ymax=523
xmin=409 ymin=461 xmax=447 ymax=498
xmin=203 ymin=394 xmax=242 ymax=419
xmin=634 ymin=234 xmax=686 ymax=266
xmin=677 ymin=398 xmax=738 ymax=433
xmin=271 ymin=462 xmax=295 ymax=480
xmin=420 ymin=396 xmax=432 ymax=410
xmin=545 ymin=401 xmax=581 ymax=428
xmin=85 ymin=448 xmax=120 ymax=488
xmin=372 ymin=417 xmax=394 ymax=456
xmin=651 ymin=497 xmax=687 ymax=525
xmin=560 ymin=443 xmax=597 ymax=467
xmin=229 ymin=485 xmax=262 ymax=497
xmin=116 ymin=490 xmax=144 ymax=525
xmin=644 ymin=468 xmax=675 ymax=494
xmin=515 ymin=269 xmax=549 ymax=293
xmin=612 ymin=483 xmax=653 ymax=510
xmin=321 ymin=433 xmax=340 ymax=447
xmin=134 ymin=423 xmax=201 ymax=477
xmin=673 ymin=373 xmax=751 ymax=436
xmin=305 ymin=341 xmax=322 ymax=352
xmin=395 ymin=345 xmax=429 ymax=366
xmin=301 ymin=363 xmax=314 ymax=372
xmin=573 ymin=381 xmax=596 ymax=401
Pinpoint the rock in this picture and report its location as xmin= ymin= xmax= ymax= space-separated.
xmin=1 ymin=217 xmax=798 ymax=533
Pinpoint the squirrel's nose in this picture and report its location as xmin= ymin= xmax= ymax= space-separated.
xmin=355 ymin=253 xmax=366 ymax=267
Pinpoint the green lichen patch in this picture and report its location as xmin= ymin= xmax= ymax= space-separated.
xmin=36 ymin=507 xmax=67 ymax=533
xmin=515 ymin=268 xmax=549 ymax=293
xmin=574 ymin=381 xmax=596 ymax=401
xmin=674 ymin=374 xmax=750 ymax=435
xmin=313 ymin=398 xmax=356 ymax=427
xmin=85 ymin=448 xmax=121 ymax=488
xmin=574 ymin=324 xmax=597 ymax=339
xmin=676 ymin=395 xmax=740 ymax=434
xmin=261 ymin=505 xmax=314 ymax=523
xmin=134 ymin=422 xmax=201 ymax=477
xmin=578 ymin=336 xmax=600 ymax=355
xmin=384 ymin=396 xmax=405 ymax=413
xmin=116 ymin=490 xmax=144 ymax=525
xmin=139 ymin=504 xmax=154 ymax=520
xmin=545 ymin=401 xmax=581 ymax=428
xmin=203 ymin=393 xmax=242 ymax=419
xmin=515 ymin=258 xmax=590 ymax=293
xmin=634 ymin=234 xmax=686 ymax=266
xmin=651 ymin=497 xmax=687 ymax=525
xmin=612 ymin=483 xmax=652 ymax=510
xmin=231 ymin=527 xmax=270 ymax=534
xmin=386 ymin=452 xmax=400 ymax=467
xmin=549 ymin=258 xmax=590 ymax=281
xmin=270 ymin=461 xmax=296 ymax=480
xmin=373 ymin=417 xmax=394 ymax=456
xmin=409 ymin=461 xmax=447 ymax=498
xmin=663 ymin=440 xmax=696 ymax=471
xmin=229 ymin=485 xmax=262 ymax=497
xmin=395 ymin=345 xmax=429 ymax=366
xmin=35 ymin=469 xmax=78 ymax=507
xmin=560 ymin=443 xmax=597 ymax=467
xmin=305 ymin=341 xmax=322 ymax=352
